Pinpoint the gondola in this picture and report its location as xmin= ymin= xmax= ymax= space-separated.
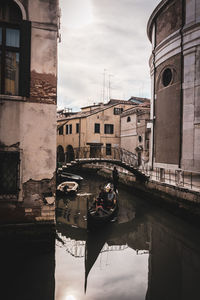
xmin=87 ymin=184 xmax=119 ymax=231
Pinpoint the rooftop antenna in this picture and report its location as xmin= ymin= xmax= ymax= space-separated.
xmin=102 ymin=69 xmax=107 ymax=103
xmin=108 ymin=74 xmax=114 ymax=101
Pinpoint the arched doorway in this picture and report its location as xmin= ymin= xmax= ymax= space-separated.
xmin=66 ymin=145 xmax=74 ymax=162
xmin=57 ymin=145 xmax=65 ymax=164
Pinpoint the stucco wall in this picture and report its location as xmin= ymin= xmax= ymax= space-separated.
xmin=154 ymin=54 xmax=181 ymax=165
xmin=148 ymin=0 xmax=200 ymax=171
xmin=0 ymin=0 xmax=58 ymax=209
xmin=57 ymin=104 xmax=135 ymax=157
xmin=121 ymin=114 xmax=137 ymax=152
xmin=156 ymin=0 xmax=182 ymax=46
xmin=0 ymin=101 xmax=57 ymax=201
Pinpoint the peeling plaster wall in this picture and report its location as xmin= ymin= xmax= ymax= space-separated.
xmin=0 ymin=101 xmax=57 ymax=202
xmin=0 ymin=0 xmax=58 ymax=215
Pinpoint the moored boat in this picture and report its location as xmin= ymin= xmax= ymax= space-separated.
xmin=58 ymin=171 xmax=83 ymax=183
xmin=57 ymin=181 xmax=79 ymax=195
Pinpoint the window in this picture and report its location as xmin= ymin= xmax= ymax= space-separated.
xmin=0 ymin=1 xmax=31 ymax=96
xmin=114 ymin=107 xmax=123 ymax=115
xmin=59 ymin=126 xmax=63 ymax=135
xmin=76 ymin=123 xmax=79 ymax=133
xmin=106 ymin=144 xmax=111 ymax=155
xmin=94 ymin=123 xmax=100 ymax=133
xmin=104 ymin=124 xmax=114 ymax=134
xmin=69 ymin=124 xmax=72 ymax=134
xmin=0 ymin=151 xmax=20 ymax=195
xmin=162 ymin=68 xmax=172 ymax=87
xmin=127 ymin=116 xmax=131 ymax=122
xmin=146 ymin=139 xmax=149 ymax=150
xmin=66 ymin=124 xmax=72 ymax=134
xmin=138 ymin=135 xmax=142 ymax=143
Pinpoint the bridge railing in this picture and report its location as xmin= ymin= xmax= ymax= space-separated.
xmin=73 ymin=146 xmax=138 ymax=167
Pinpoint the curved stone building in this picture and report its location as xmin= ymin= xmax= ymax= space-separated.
xmin=147 ymin=0 xmax=200 ymax=172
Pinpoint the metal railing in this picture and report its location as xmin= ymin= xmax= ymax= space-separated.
xmin=72 ymin=146 xmax=138 ymax=168
xmin=140 ymin=162 xmax=200 ymax=192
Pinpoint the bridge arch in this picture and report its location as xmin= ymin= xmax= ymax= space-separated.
xmin=59 ymin=146 xmax=148 ymax=182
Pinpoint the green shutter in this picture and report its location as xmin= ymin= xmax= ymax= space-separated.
xmin=19 ymin=20 xmax=31 ymax=97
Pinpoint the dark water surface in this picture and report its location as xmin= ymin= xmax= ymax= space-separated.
xmin=1 ymin=172 xmax=200 ymax=300
xmin=55 ymin=172 xmax=200 ymax=300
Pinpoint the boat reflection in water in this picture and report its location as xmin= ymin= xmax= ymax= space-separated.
xmin=56 ymin=180 xmax=150 ymax=300
xmin=56 ymin=174 xmax=200 ymax=300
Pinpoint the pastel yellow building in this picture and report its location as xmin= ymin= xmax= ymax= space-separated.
xmin=57 ymin=100 xmax=137 ymax=162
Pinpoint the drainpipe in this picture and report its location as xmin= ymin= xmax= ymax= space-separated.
xmin=79 ymin=118 xmax=81 ymax=149
xmin=151 ymin=21 xmax=156 ymax=170
xmin=179 ymin=0 xmax=185 ymax=169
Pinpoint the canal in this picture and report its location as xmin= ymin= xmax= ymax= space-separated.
xmin=1 ymin=172 xmax=200 ymax=300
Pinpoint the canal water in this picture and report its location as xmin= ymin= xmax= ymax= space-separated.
xmin=1 ymin=172 xmax=200 ymax=300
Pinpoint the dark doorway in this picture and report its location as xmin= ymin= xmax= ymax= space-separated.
xmin=89 ymin=144 xmax=102 ymax=158
xmin=57 ymin=145 xmax=65 ymax=163
xmin=66 ymin=145 xmax=74 ymax=162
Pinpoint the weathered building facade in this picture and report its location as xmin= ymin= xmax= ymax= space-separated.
xmin=120 ymin=106 xmax=150 ymax=165
xmin=57 ymin=100 xmax=137 ymax=162
xmin=0 ymin=0 xmax=59 ymax=224
xmin=147 ymin=0 xmax=200 ymax=172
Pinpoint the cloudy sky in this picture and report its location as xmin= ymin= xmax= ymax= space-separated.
xmin=58 ymin=0 xmax=160 ymax=111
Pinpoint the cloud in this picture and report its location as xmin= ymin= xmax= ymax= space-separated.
xmin=58 ymin=0 xmax=160 ymax=110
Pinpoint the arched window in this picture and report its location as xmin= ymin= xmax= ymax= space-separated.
xmin=0 ymin=0 xmax=31 ymax=96
xmin=57 ymin=145 xmax=65 ymax=163
xmin=127 ymin=116 xmax=131 ymax=122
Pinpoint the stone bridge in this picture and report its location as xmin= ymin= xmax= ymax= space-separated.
xmin=58 ymin=146 xmax=149 ymax=182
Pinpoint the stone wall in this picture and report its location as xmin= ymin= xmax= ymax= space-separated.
xmin=156 ymin=0 xmax=182 ymax=46
xmin=154 ymin=54 xmax=181 ymax=165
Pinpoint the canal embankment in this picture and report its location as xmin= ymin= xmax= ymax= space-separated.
xmin=75 ymin=165 xmax=200 ymax=225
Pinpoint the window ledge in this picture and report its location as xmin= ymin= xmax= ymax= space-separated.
xmin=0 ymin=94 xmax=27 ymax=102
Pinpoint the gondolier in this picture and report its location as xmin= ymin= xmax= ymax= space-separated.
xmin=112 ymin=166 xmax=119 ymax=192
xmin=87 ymin=183 xmax=118 ymax=230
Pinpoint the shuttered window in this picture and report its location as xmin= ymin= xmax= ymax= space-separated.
xmin=0 ymin=1 xmax=31 ymax=97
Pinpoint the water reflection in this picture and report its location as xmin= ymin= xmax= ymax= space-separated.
xmin=1 ymin=173 xmax=200 ymax=299
xmin=55 ymin=172 xmax=200 ymax=300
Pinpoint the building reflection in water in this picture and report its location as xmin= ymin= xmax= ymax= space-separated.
xmin=56 ymin=180 xmax=200 ymax=300
xmin=56 ymin=189 xmax=150 ymax=300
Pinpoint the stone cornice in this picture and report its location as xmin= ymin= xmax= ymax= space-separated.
xmin=147 ymin=0 xmax=172 ymax=42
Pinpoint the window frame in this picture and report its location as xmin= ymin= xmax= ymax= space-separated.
xmin=59 ymin=126 xmax=63 ymax=135
xmin=94 ymin=123 xmax=100 ymax=134
xmin=104 ymin=124 xmax=114 ymax=134
xmin=76 ymin=123 xmax=79 ymax=134
xmin=0 ymin=21 xmax=21 ymax=95
xmin=114 ymin=107 xmax=123 ymax=115
xmin=106 ymin=143 xmax=112 ymax=156
xmin=66 ymin=124 xmax=72 ymax=134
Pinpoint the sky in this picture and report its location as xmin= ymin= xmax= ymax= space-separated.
xmin=58 ymin=0 xmax=160 ymax=111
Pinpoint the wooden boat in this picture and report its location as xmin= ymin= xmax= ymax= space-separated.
xmin=57 ymin=181 xmax=79 ymax=195
xmin=87 ymin=186 xmax=119 ymax=230
xmin=58 ymin=172 xmax=83 ymax=183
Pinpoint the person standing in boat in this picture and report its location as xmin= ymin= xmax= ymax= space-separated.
xmin=112 ymin=166 xmax=119 ymax=192
xmin=104 ymin=183 xmax=116 ymax=209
